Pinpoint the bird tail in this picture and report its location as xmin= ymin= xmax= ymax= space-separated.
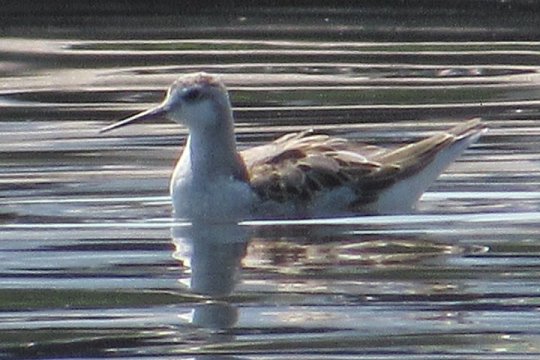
xmin=366 ymin=118 xmax=487 ymax=213
xmin=377 ymin=118 xmax=486 ymax=167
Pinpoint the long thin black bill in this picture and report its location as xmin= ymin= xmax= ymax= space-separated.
xmin=99 ymin=105 xmax=168 ymax=133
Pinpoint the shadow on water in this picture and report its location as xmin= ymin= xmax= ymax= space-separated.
xmin=1 ymin=4 xmax=540 ymax=359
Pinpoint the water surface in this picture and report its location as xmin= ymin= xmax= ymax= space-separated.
xmin=1 ymin=5 xmax=540 ymax=359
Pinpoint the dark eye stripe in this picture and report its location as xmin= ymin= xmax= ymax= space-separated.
xmin=182 ymin=88 xmax=201 ymax=101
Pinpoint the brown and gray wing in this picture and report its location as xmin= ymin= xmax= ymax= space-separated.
xmin=372 ymin=118 xmax=486 ymax=176
xmin=241 ymin=131 xmax=399 ymax=204
xmin=240 ymin=119 xmax=485 ymax=207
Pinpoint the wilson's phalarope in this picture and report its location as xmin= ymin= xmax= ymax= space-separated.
xmin=101 ymin=72 xmax=487 ymax=222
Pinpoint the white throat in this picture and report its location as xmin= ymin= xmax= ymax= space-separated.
xmin=169 ymin=109 xmax=253 ymax=221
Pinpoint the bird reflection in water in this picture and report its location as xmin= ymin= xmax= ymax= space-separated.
xmin=171 ymin=222 xmax=249 ymax=330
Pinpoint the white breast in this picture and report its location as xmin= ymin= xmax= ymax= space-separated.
xmin=170 ymin=175 xmax=256 ymax=222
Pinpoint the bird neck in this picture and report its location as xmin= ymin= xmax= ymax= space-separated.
xmin=181 ymin=115 xmax=247 ymax=183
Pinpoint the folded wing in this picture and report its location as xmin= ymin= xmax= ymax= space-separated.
xmin=241 ymin=119 xmax=486 ymax=211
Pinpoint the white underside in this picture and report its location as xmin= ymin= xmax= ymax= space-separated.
xmin=252 ymin=186 xmax=357 ymax=219
xmin=171 ymin=175 xmax=256 ymax=222
xmin=171 ymin=175 xmax=357 ymax=221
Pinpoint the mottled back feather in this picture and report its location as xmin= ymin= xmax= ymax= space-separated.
xmin=241 ymin=119 xmax=486 ymax=209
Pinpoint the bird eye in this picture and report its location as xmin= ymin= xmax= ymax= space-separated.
xmin=182 ymin=88 xmax=201 ymax=101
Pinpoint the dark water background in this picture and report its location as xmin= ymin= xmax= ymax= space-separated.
xmin=1 ymin=3 xmax=540 ymax=359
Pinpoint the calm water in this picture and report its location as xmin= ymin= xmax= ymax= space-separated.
xmin=1 ymin=5 xmax=540 ymax=359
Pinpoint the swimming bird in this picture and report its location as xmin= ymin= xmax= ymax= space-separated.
xmin=101 ymin=72 xmax=486 ymax=222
